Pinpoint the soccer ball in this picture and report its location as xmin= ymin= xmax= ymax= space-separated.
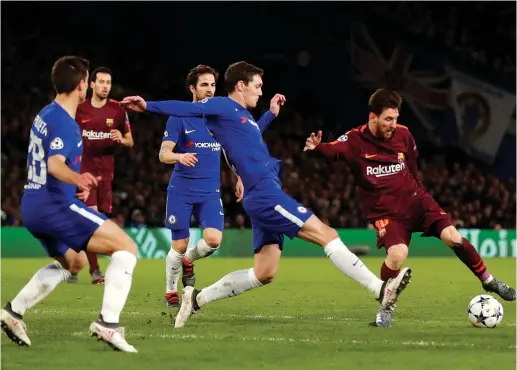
xmin=467 ymin=294 xmax=503 ymax=328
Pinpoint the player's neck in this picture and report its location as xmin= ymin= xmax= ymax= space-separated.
xmin=91 ymin=95 xmax=108 ymax=108
xmin=54 ymin=94 xmax=80 ymax=119
xmin=367 ymin=121 xmax=379 ymax=136
xmin=227 ymin=93 xmax=247 ymax=109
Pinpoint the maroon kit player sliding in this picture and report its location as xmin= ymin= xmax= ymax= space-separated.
xmin=68 ymin=67 xmax=134 ymax=284
xmin=304 ymin=88 xmax=515 ymax=328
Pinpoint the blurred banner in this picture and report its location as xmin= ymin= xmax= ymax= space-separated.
xmin=349 ymin=23 xmax=516 ymax=165
xmin=447 ymin=69 xmax=516 ymax=163
xmin=2 ymin=227 xmax=515 ymax=258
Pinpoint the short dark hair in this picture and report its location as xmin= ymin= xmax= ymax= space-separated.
xmin=185 ymin=64 xmax=219 ymax=92
xmin=368 ymin=89 xmax=403 ymax=116
xmin=224 ymin=61 xmax=263 ymax=93
xmin=51 ymin=56 xmax=90 ymax=94
xmin=91 ymin=67 xmax=112 ymax=83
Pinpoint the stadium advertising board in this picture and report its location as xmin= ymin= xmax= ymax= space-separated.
xmin=1 ymin=227 xmax=515 ymax=258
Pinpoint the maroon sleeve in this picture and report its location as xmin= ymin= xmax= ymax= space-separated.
xmin=406 ymin=132 xmax=424 ymax=189
xmin=116 ymin=106 xmax=131 ymax=135
xmin=315 ymin=134 xmax=353 ymax=157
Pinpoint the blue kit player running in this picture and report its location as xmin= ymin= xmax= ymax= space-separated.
xmin=121 ymin=61 xmax=413 ymax=328
xmin=159 ymin=65 xmax=251 ymax=309
xmin=1 ymin=56 xmax=138 ymax=352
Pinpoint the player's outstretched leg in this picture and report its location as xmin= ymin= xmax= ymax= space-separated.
xmin=182 ymin=229 xmax=221 ymax=288
xmin=86 ymin=220 xmax=138 ymax=353
xmin=297 ymin=215 xmax=412 ymax=309
xmin=441 ymin=226 xmax=516 ymax=301
xmin=1 ymin=247 xmax=87 ymax=346
xmin=174 ymin=244 xmax=275 ymax=328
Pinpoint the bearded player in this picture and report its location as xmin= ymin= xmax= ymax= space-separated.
xmin=304 ymin=88 xmax=516 ymax=328
xmin=159 ymin=64 xmax=247 ymax=309
xmin=68 ymin=67 xmax=134 ymax=284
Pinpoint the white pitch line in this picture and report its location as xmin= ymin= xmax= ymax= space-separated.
xmin=62 ymin=331 xmax=515 ymax=349
xmin=30 ymin=308 xmax=517 ymax=326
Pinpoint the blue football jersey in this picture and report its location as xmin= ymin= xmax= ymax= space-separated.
xmin=162 ymin=116 xmax=221 ymax=194
xmin=23 ymin=101 xmax=83 ymax=201
xmin=148 ymin=97 xmax=277 ymax=190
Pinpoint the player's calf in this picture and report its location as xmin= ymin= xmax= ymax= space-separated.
xmin=381 ymin=244 xmax=408 ymax=280
xmin=182 ymin=230 xmax=222 ymax=288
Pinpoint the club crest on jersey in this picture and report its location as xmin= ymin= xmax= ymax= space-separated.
xmin=398 ymin=152 xmax=405 ymax=163
xmin=297 ymin=206 xmax=308 ymax=214
xmin=168 ymin=215 xmax=176 ymax=224
xmin=106 ymin=118 xmax=114 ymax=127
xmin=50 ymin=137 xmax=64 ymax=150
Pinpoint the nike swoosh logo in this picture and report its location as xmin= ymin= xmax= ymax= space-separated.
xmin=365 ymin=154 xmax=377 ymax=158
xmin=185 ymin=129 xmax=196 ymax=134
xmin=353 ymin=259 xmax=360 ymax=266
xmin=77 ymin=141 xmax=82 ymax=147
xmin=81 ymin=119 xmax=91 ymax=123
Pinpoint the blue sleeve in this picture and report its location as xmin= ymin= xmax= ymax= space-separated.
xmin=257 ymin=110 xmax=276 ymax=133
xmin=48 ymin=122 xmax=75 ymax=158
xmin=146 ymin=97 xmax=227 ymax=118
xmin=162 ymin=117 xmax=182 ymax=144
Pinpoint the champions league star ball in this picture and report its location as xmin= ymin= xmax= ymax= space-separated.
xmin=467 ymin=294 xmax=503 ymax=328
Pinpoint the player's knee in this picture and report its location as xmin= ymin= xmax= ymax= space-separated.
xmin=254 ymin=269 xmax=276 ymax=285
xmin=204 ymin=235 xmax=221 ymax=249
xmin=440 ymin=226 xmax=462 ymax=247
xmin=299 ymin=215 xmax=339 ymax=246
xmin=386 ymin=244 xmax=408 ymax=269
xmin=172 ymin=238 xmax=189 ymax=254
xmin=69 ymin=251 xmax=88 ymax=274
xmin=88 ymin=220 xmax=138 ymax=257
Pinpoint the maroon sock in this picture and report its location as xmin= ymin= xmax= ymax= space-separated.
xmin=87 ymin=252 xmax=100 ymax=275
xmin=452 ymin=238 xmax=490 ymax=282
xmin=381 ymin=262 xmax=400 ymax=281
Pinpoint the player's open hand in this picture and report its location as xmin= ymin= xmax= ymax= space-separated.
xmin=179 ymin=153 xmax=198 ymax=167
xmin=76 ymin=172 xmax=101 ymax=191
xmin=110 ymin=129 xmax=123 ymax=143
xmin=76 ymin=188 xmax=90 ymax=202
xmin=120 ymin=96 xmax=147 ymax=112
xmin=303 ymin=130 xmax=322 ymax=151
xmin=269 ymin=94 xmax=286 ymax=116
xmin=235 ymin=176 xmax=244 ymax=202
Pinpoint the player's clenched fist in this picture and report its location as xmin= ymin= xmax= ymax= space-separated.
xmin=76 ymin=172 xmax=101 ymax=191
xmin=179 ymin=153 xmax=198 ymax=167
xmin=303 ymin=130 xmax=322 ymax=151
xmin=269 ymin=94 xmax=286 ymax=116
xmin=120 ymin=96 xmax=147 ymax=112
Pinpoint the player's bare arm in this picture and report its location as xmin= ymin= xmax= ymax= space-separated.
xmin=159 ymin=140 xmax=198 ymax=166
xmin=47 ymin=155 xmax=100 ymax=190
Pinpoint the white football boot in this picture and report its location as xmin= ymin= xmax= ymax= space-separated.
xmin=378 ymin=267 xmax=412 ymax=310
xmin=174 ymin=286 xmax=200 ymax=328
xmin=0 ymin=306 xmax=31 ymax=346
xmin=89 ymin=321 xmax=137 ymax=353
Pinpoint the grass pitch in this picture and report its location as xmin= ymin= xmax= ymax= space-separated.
xmin=1 ymin=257 xmax=516 ymax=370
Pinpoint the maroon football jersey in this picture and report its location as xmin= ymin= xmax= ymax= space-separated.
xmin=76 ymin=99 xmax=131 ymax=180
xmin=316 ymin=123 xmax=425 ymax=220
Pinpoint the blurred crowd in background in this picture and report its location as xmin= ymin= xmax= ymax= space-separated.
xmin=2 ymin=2 xmax=515 ymax=230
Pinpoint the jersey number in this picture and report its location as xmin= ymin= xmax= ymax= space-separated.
xmin=27 ymin=130 xmax=47 ymax=185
